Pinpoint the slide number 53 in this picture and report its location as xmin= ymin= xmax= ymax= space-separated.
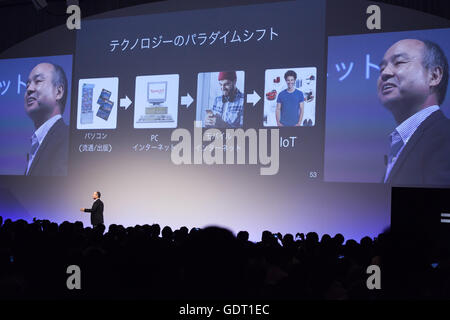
xmin=309 ymin=171 xmax=318 ymax=179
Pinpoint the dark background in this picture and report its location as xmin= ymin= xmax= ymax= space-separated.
xmin=0 ymin=0 xmax=449 ymax=54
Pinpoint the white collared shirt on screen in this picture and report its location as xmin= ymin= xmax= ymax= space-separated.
xmin=26 ymin=114 xmax=62 ymax=174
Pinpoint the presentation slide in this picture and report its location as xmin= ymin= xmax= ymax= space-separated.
xmin=69 ymin=0 xmax=327 ymax=183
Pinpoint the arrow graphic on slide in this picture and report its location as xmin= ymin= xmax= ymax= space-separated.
xmin=181 ymin=93 xmax=194 ymax=108
xmin=247 ymin=90 xmax=261 ymax=106
xmin=120 ymin=96 xmax=132 ymax=109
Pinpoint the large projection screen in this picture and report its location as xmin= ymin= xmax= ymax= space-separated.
xmin=0 ymin=0 xmax=449 ymax=241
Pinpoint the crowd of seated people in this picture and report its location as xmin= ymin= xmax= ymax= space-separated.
xmin=0 ymin=216 xmax=449 ymax=299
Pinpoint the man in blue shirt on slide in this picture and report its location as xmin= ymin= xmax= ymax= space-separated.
xmin=276 ymin=70 xmax=304 ymax=127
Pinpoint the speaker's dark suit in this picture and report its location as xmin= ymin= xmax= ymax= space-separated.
xmin=84 ymin=199 xmax=104 ymax=227
xmin=386 ymin=110 xmax=450 ymax=186
xmin=26 ymin=118 xmax=69 ymax=176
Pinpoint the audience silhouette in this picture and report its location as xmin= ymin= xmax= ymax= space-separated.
xmin=0 ymin=216 xmax=448 ymax=299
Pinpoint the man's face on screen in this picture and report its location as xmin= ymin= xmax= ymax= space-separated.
xmin=24 ymin=63 xmax=61 ymax=119
xmin=377 ymin=39 xmax=431 ymax=111
xmin=219 ymin=79 xmax=236 ymax=97
xmin=92 ymin=192 xmax=98 ymax=200
xmin=285 ymin=76 xmax=296 ymax=91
